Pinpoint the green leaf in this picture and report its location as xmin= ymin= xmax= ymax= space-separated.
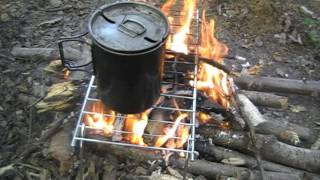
xmin=303 ymin=17 xmax=319 ymax=26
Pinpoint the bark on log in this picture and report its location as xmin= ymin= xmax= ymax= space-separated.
xmin=239 ymin=90 xmax=288 ymax=109
xmin=198 ymin=126 xmax=320 ymax=173
xmin=86 ymin=138 xmax=301 ymax=180
xmin=11 ymin=47 xmax=59 ymax=60
xmin=195 ymin=142 xmax=320 ymax=179
xmin=235 ymin=75 xmax=320 ymax=96
xmin=238 ymin=94 xmax=318 ymax=144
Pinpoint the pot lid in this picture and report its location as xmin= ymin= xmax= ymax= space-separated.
xmin=89 ymin=2 xmax=169 ymax=54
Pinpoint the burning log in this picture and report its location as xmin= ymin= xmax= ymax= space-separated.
xmin=238 ymin=94 xmax=318 ymax=145
xmin=235 ymin=75 xmax=320 ymax=96
xmin=239 ymin=90 xmax=288 ymax=109
xmin=198 ymin=126 xmax=320 ymax=173
xmin=195 ymin=142 xmax=320 ymax=179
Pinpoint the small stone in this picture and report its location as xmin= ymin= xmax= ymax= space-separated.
xmin=135 ymin=166 xmax=148 ymax=175
xmin=0 ymin=105 xmax=4 ymax=111
xmin=0 ymin=13 xmax=10 ymax=22
xmin=15 ymin=110 xmax=23 ymax=116
xmin=275 ymin=68 xmax=286 ymax=77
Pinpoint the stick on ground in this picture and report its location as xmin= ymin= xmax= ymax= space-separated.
xmin=235 ymin=75 xmax=320 ymax=96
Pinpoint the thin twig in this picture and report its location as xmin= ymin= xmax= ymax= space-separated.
xmin=165 ymin=49 xmax=239 ymax=76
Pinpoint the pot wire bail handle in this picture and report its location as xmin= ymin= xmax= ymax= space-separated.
xmin=118 ymin=15 xmax=146 ymax=38
xmin=58 ymin=31 xmax=92 ymax=72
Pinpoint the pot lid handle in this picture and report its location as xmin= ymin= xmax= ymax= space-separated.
xmin=118 ymin=16 xmax=146 ymax=38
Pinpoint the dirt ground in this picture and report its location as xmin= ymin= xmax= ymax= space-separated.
xmin=0 ymin=0 xmax=319 ymax=179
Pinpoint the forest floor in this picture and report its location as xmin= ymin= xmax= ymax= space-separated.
xmin=0 ymin=0 xmax=319 ymax=179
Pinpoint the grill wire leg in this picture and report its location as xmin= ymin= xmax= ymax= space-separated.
xmin=79 ymin=124 xmax=85 ymax=180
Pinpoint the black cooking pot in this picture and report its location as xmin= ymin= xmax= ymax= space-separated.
xmin=58 ymin=2 xmax=169 ymax=114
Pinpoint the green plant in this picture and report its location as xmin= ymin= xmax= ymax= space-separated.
xmin=302 ymin=17 xmax=320 ymax=47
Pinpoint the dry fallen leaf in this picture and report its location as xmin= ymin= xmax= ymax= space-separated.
xmin=35 ymin=81 xmax=80 ymax=113
xmin=248 ymin=64 xmax=263 ymax=75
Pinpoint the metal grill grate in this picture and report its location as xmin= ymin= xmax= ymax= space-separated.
xmin=71 ymin=2 xmax=200 ymax=160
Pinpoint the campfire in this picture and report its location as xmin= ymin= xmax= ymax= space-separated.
xmin=70 ymin=0 xmax=236 ymax=159
xmin=62 ymin=0 xmax=320 ymax=179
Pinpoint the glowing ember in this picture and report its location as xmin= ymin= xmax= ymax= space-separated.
xmin=197 ymin=111 xmax=211 ymax=124
xmin=84 ymin=102 xmax=115 ymax=135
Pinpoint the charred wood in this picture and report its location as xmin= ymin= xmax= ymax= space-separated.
xmin=235 ymin=75 xmax=320 ymax=96
xmin=198 ymin=126 xmax=320 ymax=173
xmin=165 ymin=50 xmax=235 ymax=75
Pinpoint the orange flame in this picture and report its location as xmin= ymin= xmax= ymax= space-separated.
xmin=154 ymin=113 xmax=188 ymax=147
xmin=162 ymin=0 xmax=197 ymax=54
xmin=84 ymin=102 xmax=115 ymax=135
xmin=63 ymin=68 xmax=70 ymax=80
xmin=124 ymin=111 xmax=149 ymax=146
xmin=191 ymin=10 xmax=231 ymax=108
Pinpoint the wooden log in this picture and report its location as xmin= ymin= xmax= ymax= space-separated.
xmin=198 ymin=126 xmax=320 ymax=173
xmin=239 ymin=90 xmax=288 ymax=109
xmin=173 ymin=159 xmax=301 ymax=180
xmin=195 ymin=142 xmax=320 ymax=179
xmin=11 ymin=47 xmax=59 ymax=60
xmin=87 ymin=139 xmax=301 ymax=180
xmin=235 ymin=75 xmax=320 ymax=96
xmin=238 ymin=94 xmax=318 ymax=145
